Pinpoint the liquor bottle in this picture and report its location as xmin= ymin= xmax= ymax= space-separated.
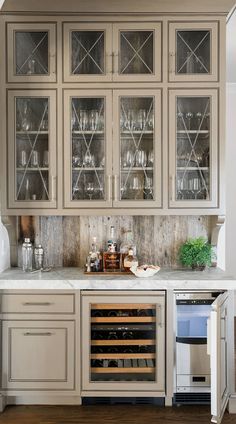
xmin=107 ymin=225 xmax=117 ymax=252
xmin=123 ymin=248 xmax=138 ymax=272
xmin=87 ymin=237 xmax=102 ymax=272
xmin=120 ymin=230 xmax=136 ymax=255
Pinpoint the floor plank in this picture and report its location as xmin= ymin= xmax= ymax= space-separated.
xmin=0 ymin=405 xmax=235 ymax=424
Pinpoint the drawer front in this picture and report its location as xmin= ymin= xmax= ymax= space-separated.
xmin=2 ymin=320 xmax=75 ymax=390
xmin=1 ymin=294 xmax=75 ymax=314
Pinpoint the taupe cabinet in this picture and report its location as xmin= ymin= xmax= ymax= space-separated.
xmin=0 ymin=292 xmax=78 ymax=397
xmin=0 ymin=288 xmax=233 ymax=424
xmin=0 ymin=15 xmax=225 ymax=215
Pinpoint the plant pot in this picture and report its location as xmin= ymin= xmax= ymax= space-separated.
xmin=191 ymin=264 xmax=206 ymax=271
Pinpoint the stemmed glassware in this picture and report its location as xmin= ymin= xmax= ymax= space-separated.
xmin=186 ymin=112 xmax=193 ymax=130
xmin=135 ymin=150 xmax=147 ymax=167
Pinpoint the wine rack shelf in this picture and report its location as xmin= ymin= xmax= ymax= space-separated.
xmin=91 ymin=353 xmax=155 ymax=359
xmin=91 ymin=367 xmax=155 ymax=374
xmin=91 ymin=339 xmax=155 ymax=346
xmin=91 ymin=317 xmax=155 ymax=323
xmin=91 ymin=304 xmax=154 ymax=310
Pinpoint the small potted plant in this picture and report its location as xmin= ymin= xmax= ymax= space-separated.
xmin=179 ymin=237 xmax=214 ymax=271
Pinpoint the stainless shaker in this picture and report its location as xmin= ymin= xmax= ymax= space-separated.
xmin=34 ymin=244 xmax=44 ymax=270
xmin=22 ymin=238 xmax=33 ymax=272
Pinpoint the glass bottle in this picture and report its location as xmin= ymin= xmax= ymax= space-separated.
xmin=87 ymin=237 xmax=102 ymax=272
xmin=120 ymin=230 xmax=136 ymax=255
xmin=21 ymin=100 xmax=32 ymax=132
xmin=22 ymin=238 xmax=33 ymax=272
xmin=107 ymin=225 xmax=117 ymax=252
xmin=123 ymin=248 xmax=138 ymax=272
xmin=34 ymin=244 xmax=44 ymax=270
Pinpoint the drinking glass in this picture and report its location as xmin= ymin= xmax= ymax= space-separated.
xmin=85 ymin=182 xmax=95 ymax=200
xmin=147 ymin=150 xmax=154 ymax=167
xmin=124 ymin=109 xmax=135 ymax=132
xmin=135 ymin=150 xmax=147 ymax=167
xmin=43 ymin=150 xmax=49 ymax=168
xmin=19 ymin=150 xmax=27 ymax=168
xmin=83 ymin=153 xmax=95 ymax=167
xmin=30 ymin=150 xmax=39 ymax=168
xmin=90 ymin=110 xmax=99 ymax=131
xmin=144 ymin=176 xmax=153 ymax=199
xmin=148 ymin=112 xmax=154 ymax=131
xmin=79 ymin=110 xmax=88 ymax=131
xmin=138 ymin=109 xmax=147 ymax=131
xmin=123 ymin=150 xmax=134 ymax=168
xmin=186 ymin=112 xmax=193 ymax=131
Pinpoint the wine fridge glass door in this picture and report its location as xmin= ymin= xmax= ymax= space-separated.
xmin=82 ymin=293 xmax=165 ymax=392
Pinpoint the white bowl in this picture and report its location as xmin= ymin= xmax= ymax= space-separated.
xmin=130 ymin=265 xmax=160 ymax=278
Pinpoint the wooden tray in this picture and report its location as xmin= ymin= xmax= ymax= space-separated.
xmin=84 ymin=271 xmax=132 ymax=275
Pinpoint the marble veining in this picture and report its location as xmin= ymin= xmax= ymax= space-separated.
xmin=0 ymin=267 xmax=235 ymax=290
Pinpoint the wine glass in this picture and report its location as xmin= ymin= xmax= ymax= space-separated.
xmin=147 ymin=150 xmax=154 ymax=167
xmin=83 ymin=153 xmax=94 ymax=167
xmin=123 ymin=150 xmax=134 ymax=168
xmin=90 ymin=110 xmax=99 ymax=131
xmin=135 ymin=150 xmax=147 ymax=167
xmin=85 ymin=182 xmax=95 ymax=200
xmin=186 ymin=112 xmax=193 ymax=131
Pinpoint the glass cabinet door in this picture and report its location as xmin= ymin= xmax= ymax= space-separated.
xmin=169 ymin=89 xmax=218 ymax=208
xmin=63 ymin=23 xmax=112 ymax=82
xmin=113 ymin=23 xmax=162 ymax=82
xmin=169 ymin=22 xmax=218 ymax=82
xmin=7 ymin=23 xmax=56 ymax=83
xmin=113 ymin=90 xmax=162 ymax=208
xmin=64 ymin=90 xmax=112 ymax=208
xmin=82 ymin=292 xmax=165 ymax=392
xmin=8 ymin=90 xmax=57 ymax=209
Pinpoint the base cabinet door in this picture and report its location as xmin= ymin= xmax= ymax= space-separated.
xmin=209 ymin=292 xmax=230 ymax=424
xmin=81 ymin=291 xmax=165 ymax=393
xmin=2 ymin=321 xmax=75 ymax=390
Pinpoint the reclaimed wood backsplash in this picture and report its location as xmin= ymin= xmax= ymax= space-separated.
xmin=18 ymin=216 xmax=211 ymax=268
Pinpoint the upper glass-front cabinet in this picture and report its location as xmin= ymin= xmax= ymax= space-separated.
xmin=8 ymin=90 xmax=57 ymax=209
xmin=64 ymin=90 xmax=112 ymax=208
xmin=169 ymin=89 xmax=218 ymax=208
xmin=169 ymin=22 xmax=218 ymax=82
xmin=7 ymin=23 xmax=56 ymax=83
xmin=63 ymin=23 xmax=113 ymax=82
xmin=112 ymin=23 xmax=162 ymax=82
xmin=63 ymin=23 xmax=161 ymax=82
xmin=113 ymin=90 xmax=162 ymax=208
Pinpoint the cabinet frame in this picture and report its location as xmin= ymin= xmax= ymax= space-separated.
xmin=112 ymin=22 xmax=162 ymax=82
xmin=168 ymin=21 xmax=219 ymax=83
xmin=7 ymin=89 xmax=57 ymax=209
xmin=7 ymin=22 xmax=57 ymax=83
xmin=63 ymin=89 xmax=113 ymax=208
xmin=113 ymin=89 xmax=162 ymax=208
xmin=81 ymin=291 xmax=165 ymax=392
xmin=2 ymin=320 xmax=75 ymax=390
xmin=63 ymin=22 xmax=113 ymax=83
xmin=168 ymin=88 xmax=218 ymax=209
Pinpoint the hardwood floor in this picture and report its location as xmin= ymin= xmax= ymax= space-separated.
xmin=0 ymin=405 xmax=235 ymax=424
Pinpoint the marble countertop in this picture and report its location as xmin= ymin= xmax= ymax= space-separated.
xmin=0 ymin=267 xmax=235 ymax=290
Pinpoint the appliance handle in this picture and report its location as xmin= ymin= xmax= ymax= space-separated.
xmin=176 ymin=336 xmax=207 ymax=345
xmin=207 ymin=317 xmax=211 ymax=355
xmin=176 ymin=299 xmax=215 ymax=305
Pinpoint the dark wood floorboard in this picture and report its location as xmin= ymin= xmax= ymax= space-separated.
xmin=0 ymin=405 xmax=235 ymax=424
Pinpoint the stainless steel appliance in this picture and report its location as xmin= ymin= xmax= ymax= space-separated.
xmin=174 ymin=291 xmax=220 ymax=404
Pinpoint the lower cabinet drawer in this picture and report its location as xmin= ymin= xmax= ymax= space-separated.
xmin=1 ymin=294 xmax=75 ymax=314
xmin=2 ymin=320 xmax=75 ymax=390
